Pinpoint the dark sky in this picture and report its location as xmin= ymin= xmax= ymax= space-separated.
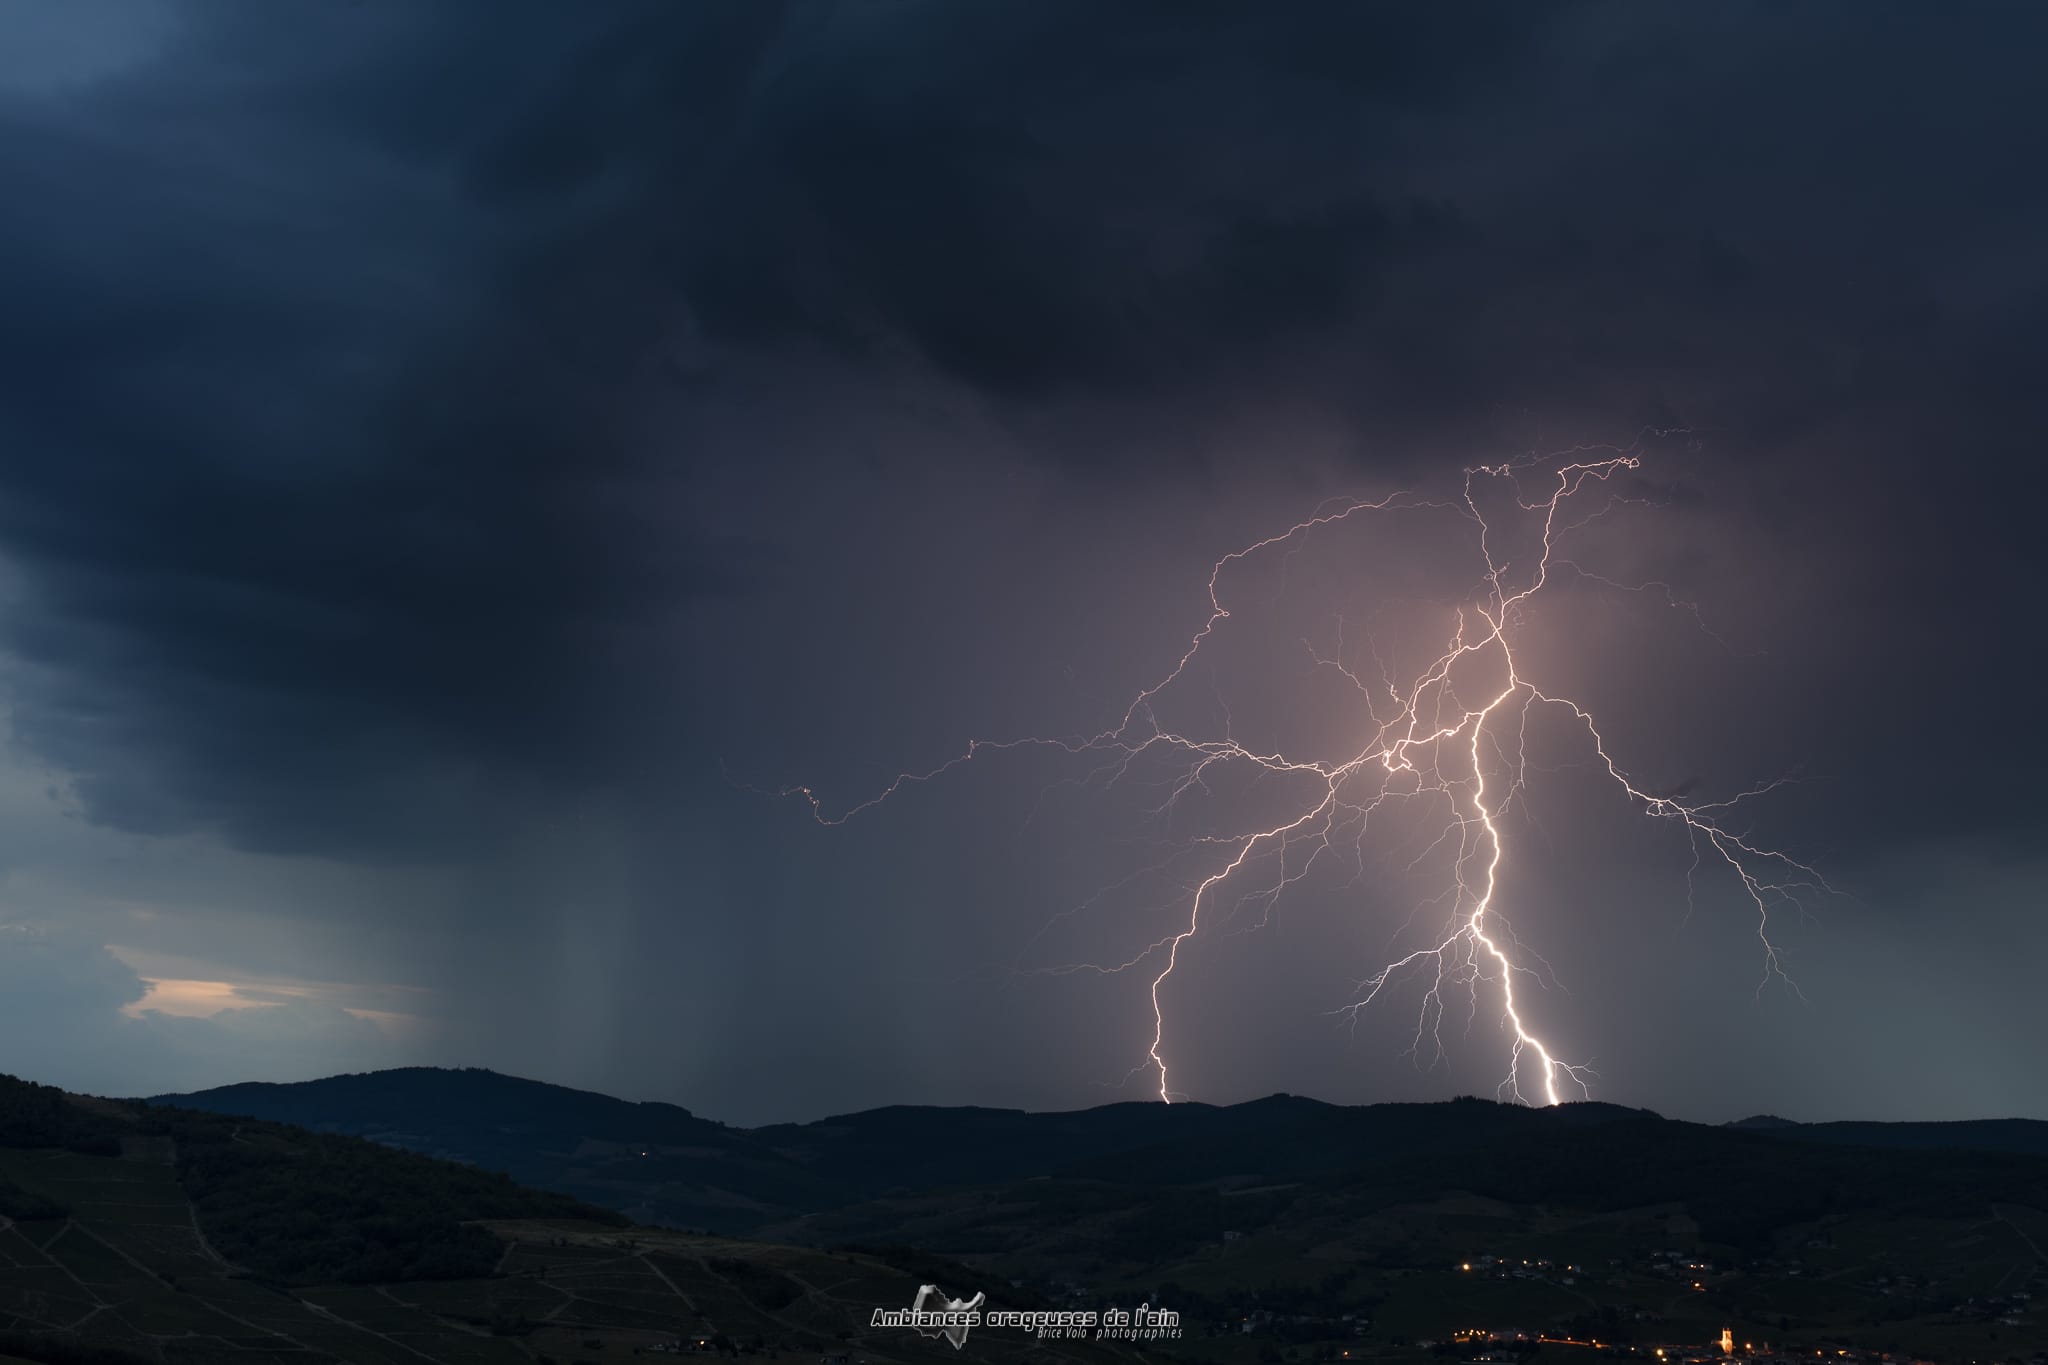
xmin=1 ymin=1 xmax=2044 ymax=1125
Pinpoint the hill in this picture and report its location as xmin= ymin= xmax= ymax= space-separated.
xmin=154 ymin=1067 xmax=833 ymax=1230
xmin=157 ymin=1069 xmax=2048 ymax=1233
xmin=158 ymin=1073 xmax=1674 ymax=1233
xmin=0 ymin=1072 xmax=1143 ymax=1365
xmin=1737 ymin=1116 xmax=2048 ymax=1158
xmin=151 ymin=1071 xmax=2048 ymax=1362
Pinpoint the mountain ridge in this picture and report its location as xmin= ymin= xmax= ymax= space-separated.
xmin=151 ymin=1067 xmax=2048 ymax=1236
xmin=0 ymin=1070 xmax=1101 ymax=1365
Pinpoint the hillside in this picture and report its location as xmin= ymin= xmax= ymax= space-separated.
xmin=156 ymin=1068 xmax=835 ymax=1231
xmin=157 ymin=1070 xmax=2048 ymax=1235
xmin=1739 ymin=1117 xmax=2048 ymax=1158
xmin=151 ymin=1071 xmax=2048 ymax=1362
xmin=0 ymin=1073 xmax=1146 ymax=1365
xmin=158 ymin=1074 xmax=1681 ymax=1234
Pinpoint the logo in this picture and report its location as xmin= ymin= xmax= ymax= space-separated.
xmin=868 ymin=1286 xmax=1182 ymax=1346
xmin=871 ymin=1284 xmax=987 ymax=1350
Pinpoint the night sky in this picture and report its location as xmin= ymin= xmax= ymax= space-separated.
xmin=2 ymin=2 xmax=2044 ymax=1126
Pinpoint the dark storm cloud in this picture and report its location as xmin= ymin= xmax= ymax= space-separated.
xmin=7 ymin=0 xmax=2033 ymax=866
xmin=672 ymin=2 xmax=2048 ymax=448
xmin=650 ymin=0 xmax=2048 ymax=868
xmin=0 ymin=3 xmax=788 ymax=856
xmin=4 ymin=0 xmax=2048 ymax=1125
xmin=0 ymin=0 xmax=1585 ymax=860
xmin=682 ymin=1 xmax=1571 ymax=406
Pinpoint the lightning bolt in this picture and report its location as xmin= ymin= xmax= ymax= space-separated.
xmin=773 ymin=442 xmax=1830 ymax=1106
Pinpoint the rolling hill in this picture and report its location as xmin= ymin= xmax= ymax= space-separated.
xmin=148 ymin=1071 xmax=2048 ymax=1363
xmin=0 ymin=1073 xmax=1152 ymax=1365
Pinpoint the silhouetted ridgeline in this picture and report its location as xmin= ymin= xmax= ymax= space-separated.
xmin=0 ymin=1075 xmax=124 ymax=1156
xmin=154 ymin=1070 xmax=2048 ymax=1253
xmin=0 ymin=1070 xmax=1129 ymax=1365
xmin=7 ymin=1068 xmax=2045 ymax=1362
xmin=155 ymin=1065 xmax=835 ymax=1230
xmin=0 ymin=1070 xmax=623 ymax=1286
xmin=1742 ymin=1114 xmax=2048 ymax=1156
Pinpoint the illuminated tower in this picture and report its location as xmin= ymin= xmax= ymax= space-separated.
xmin=1720 ymin=1327 xmax=1734 ymax=1356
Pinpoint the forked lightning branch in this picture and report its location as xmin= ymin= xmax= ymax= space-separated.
xmin=785 ymin=443 xmax=1829 ymax=1107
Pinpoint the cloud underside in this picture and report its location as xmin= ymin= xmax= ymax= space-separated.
xmin=0 ymin=2 xmax=2039 ymax=862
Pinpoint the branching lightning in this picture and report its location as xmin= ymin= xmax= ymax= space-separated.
xmin=775 ymin=444 xmax=1831 ymax=1107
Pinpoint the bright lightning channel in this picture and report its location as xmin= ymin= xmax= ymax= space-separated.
xmin=778 ymin=446 xmax=1830 ymax=1107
